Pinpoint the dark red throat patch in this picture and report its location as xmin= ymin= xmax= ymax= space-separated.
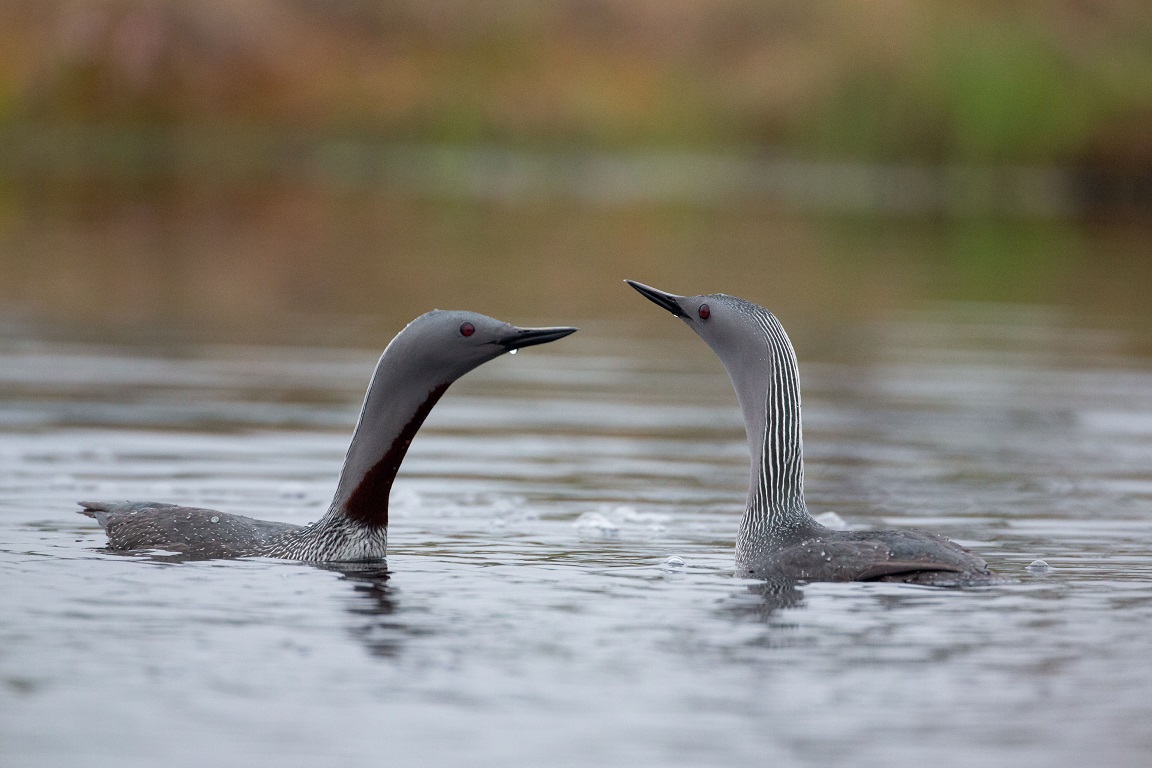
xmin=343 ymin=383 xmax=451 ymax=528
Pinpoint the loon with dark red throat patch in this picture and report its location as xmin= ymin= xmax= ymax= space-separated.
xmin=78 ymin=310 xmax=577 ymax=562
xmin=627 ymin=279 xmax=996 ymax=586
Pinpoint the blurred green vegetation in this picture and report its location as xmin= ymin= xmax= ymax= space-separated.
xmin=806 ymin=12 xmax=1152 ymax=165
xmin=0 ymin=0 xmax=1150 ymax=167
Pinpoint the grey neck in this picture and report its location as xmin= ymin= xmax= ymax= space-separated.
xmin=716 ymin=309 xmax=817 ymax=564
xmin=327 ymin=336 xmax=453 ymax=530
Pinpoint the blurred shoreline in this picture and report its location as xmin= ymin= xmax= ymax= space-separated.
xmin=0 ymin=128 xmax=1101 ymax=218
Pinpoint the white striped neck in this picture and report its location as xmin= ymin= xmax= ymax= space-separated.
xmin=624 ymin=282 xmax=824 ymax=566
xmin=684 ymin=297 xmax=821 ymax=562
xmin=732 ymin=304 xmax=816 ymax=535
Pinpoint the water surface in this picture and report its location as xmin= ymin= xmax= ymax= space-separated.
xmin=2 ymin=307 xmax=1152 ymax=767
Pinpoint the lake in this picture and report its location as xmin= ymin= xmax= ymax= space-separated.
xmin=2 ymin=193 xmax=1152 ymax=766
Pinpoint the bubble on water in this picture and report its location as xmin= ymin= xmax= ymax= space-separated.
xmin=490 ymin=497 xmax=537 ymax=527
xmin=572 ymin=512 xmax=619 ymax=536
xmin=1026 ymin=559 xmax=1051 ymax=573
xmin=814 ymin=511 xmax=848 ymax=530
xmin=210 ymin=516 xmax=220 ymax=523
xmin=614 ymin=506 xmax=671 ymax=525
xmin=661 ymin=555 xmax=686 ymax=571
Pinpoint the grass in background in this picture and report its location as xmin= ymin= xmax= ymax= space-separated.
xmin=0 ymin=1 xmax=1149 ymax=168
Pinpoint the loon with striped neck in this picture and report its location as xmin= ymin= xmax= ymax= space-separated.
xmin=627 ymin=280 xmax=994 ymax=585
xmin=78 ymin=310 xmax=576 ymax=562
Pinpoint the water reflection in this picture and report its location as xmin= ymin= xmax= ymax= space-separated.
xmin=4 ymin=294 xmax=1152 ymax=765
xmin=317 ymin=563 xmax=410 ymax=661
xmin=4 ymin=188 xmax=1152 ymax=354
xmin=94 ymin=544 xmax=410 ymax=660
xmin=725 ymin=579 xmax=808 ymax=621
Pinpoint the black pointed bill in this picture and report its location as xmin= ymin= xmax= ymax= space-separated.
xmin=495 ymin=325 xmax=578 ymax=351
xmin=625 ymin=280 xmax=687 ymax=318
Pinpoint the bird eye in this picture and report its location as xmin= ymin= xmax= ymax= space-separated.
xmin=698 ymin=304 xmax=711 ymax=320
xmin=459 ymin=322 xmax=475 ymax=337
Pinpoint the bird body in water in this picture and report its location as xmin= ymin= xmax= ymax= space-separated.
xmin=627 ymin=280 xmax=995 ymax=586
xmin=78 ymin=310 xmax=577 ymax=561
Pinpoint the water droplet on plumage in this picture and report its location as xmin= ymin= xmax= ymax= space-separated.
xmin=210 ymin=516 xmax=220 ymax=523
xmin=509 ymin=348 xmax=518 ymax=355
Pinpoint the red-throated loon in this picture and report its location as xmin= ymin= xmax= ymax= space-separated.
xmin=627 ymin=280 xmax=995 ymax=586
xmin=78 ymin=310 xmax=576 ymax=561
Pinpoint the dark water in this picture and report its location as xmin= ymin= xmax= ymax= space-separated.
xmin=3 ymin=298 xmax=1152 ymax=766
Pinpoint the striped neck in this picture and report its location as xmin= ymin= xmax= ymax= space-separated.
xmin=729 ymin=308 xmax=816 ymax=562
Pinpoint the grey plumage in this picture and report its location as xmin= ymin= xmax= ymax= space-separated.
xmin=78 ymin=311 xmax=576 ymax=562
xmin=627 ymin=280 xmax=996 ymax=586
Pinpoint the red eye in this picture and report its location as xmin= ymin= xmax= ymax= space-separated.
xmin=698 ymin=304 xmax=710 ymax=320
xmin=460 ymin=322 xmax=475 ymax=337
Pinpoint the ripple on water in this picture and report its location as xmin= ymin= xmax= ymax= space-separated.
xmin=3 ymin=325 xmax=1152 ymax=766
